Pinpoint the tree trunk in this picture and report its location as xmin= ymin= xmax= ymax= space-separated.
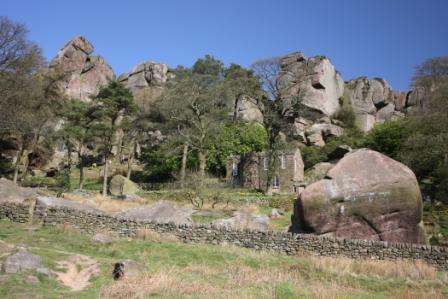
xmin=102 ymin=157 xmax=109 ymax=197
xmin=198 ymin=150 xmax=206 ymax=182
xmin=13 ymin=146 xmax=24 ymax=184
xmin=126 ymin=147 xmax=134 ymax=180
xmin=79 ymin=163 xmax=85 ymax=191
xmin=180 ymin=142 xmax=189 ymax=188
xmin=22 ymin=131 xmax=40 ymax=181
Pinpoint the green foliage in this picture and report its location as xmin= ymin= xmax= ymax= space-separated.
xmin=140 ymin=145 xmax=180 ymax=182
xmin=333 ymin=97 xmax=357 ymax=129
xmin=207 ymin=123 xmax=268 ymax=175
xmin=301 ymin=146 xmax=327 ymax=170
xmin=192 ymin=54 xmax=224 ymax=76
xmin=362 ymin=120 xmax=410 ymax=159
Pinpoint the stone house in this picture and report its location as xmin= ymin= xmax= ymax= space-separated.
xmin=226 ymin=149 xmax=304 ymax=193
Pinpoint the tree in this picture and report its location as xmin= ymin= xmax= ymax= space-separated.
xmin=251 ymin=57 xmax=290 ymax=194
xmin=59 ymin=100 xmax=98 ymax=190
xmin=250 ymin=57 xmax=281 ymax=100
xmin=158 ymin=57 xmax=231 ymax=184
xmin=92 ymin=81 xmax=137 ymax=196
xmin=207 ymin=123 xmax=268 ymax=175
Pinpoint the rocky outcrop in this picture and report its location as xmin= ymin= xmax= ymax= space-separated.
xmin=305 ymin=123 xmax=343 ymax=147
xmin=50 ymin=36 xmax=115 ymax=101
xmin=118 ymin=61 xmax=170 ymax=112
xmin=278 ymin=52 xmax=344 ymax=119
xmin=116 ymin=201 xmax=193 ymax=225
xmin=234 ymin=95 xmax=263 ymax=123
xmin=291 ymin=149 xmax=426 ymax=244
xmin=343 ymin=77 xmax=408 ymax=132
xmin=211 ymin=212 xmax=270 ymax=231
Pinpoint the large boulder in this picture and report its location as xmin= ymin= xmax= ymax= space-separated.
xmin=0 ymin=178 xmax=37 ymax=203
xmin=278 ymin=52 xmax=344 ymax=119
xmin=117 ymin=201 xmax=193 ymax=225
xmin=109 ymin=175 xmax=139 ymax=198
xmin=50 ymin=36 xmax=115 ymax=101
xmin=212 ymin=212 xmax=269 ymax=231
xmin=3 ymin=247 xmax=44 ymax=274
xmin=290 ymin=149 xmax=426 ymax=244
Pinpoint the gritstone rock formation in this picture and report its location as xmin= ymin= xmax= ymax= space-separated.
xmin=343 ymin=77 xmax=405 ymax=132
xmin=50 ymin=36 xmax=115 ymax=101
xmin=290 ymin=149 xmax=426 ymax=244
xmin=118 ymin=61 xmax=170 ymax=112
xmin=278 ymin=52 xmax=344 ymax=119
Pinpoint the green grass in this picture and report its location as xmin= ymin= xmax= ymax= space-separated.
xmin=0 ymin=220 xmax=447 ymax=298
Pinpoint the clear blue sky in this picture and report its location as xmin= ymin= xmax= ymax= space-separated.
xmin=3 ymin=0 xmax=448 ymax=90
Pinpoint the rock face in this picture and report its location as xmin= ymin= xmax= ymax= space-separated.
xmin=118 ymin=61 xmax=170 ymax=112
xmin=234 ymin=95 xmax=263 ymax=123
xmin=278 ymin=52 xmax=344 ymax=118
xmin=117 ymin=201 xmax=193 ymax=225
xmin=344 ymin=77 xmax=397 ymax=132
xmin=50 ymin=36 xmax=115 ymax=101
xmin=290 ymin=149 xmax=426 ymax=244
xmin=212 ymin=212 xmax=270 ymax=231
xmin=109 ymin=175 xmax=139 ymax=198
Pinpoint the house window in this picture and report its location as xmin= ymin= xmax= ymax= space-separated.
xmin=280 ymin=154 xmax=286 ymax=169
xmin=273 ymin=175 xmax=280 ymax=188
xmin=232 ymin=162 xmax=238 ymax=176
xmin=263 ymin=157 xmax=269 ymax=171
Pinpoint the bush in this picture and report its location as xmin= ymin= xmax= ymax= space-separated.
xmin=362 ymin=120 xmax=410 ymax=159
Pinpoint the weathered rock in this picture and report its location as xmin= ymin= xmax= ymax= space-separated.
xmin=112 ymin=259 xmax=143 ymax=280
xmin=304 ymin=162 xmax=334 ymax=185
xmin=234 ymin=95 xmax=263 ymax=123
xmin=212 ymin=212 xmax=270 ymax=231
xmin=109 ymin=175 xmax=139 ymax=197
xmin=36 ymin=196 xmax=102 ymax=214
xmin=305 ymin=123 xmax=343 ymax=147
xmin=278 ymin=52 xmax=344 ymax=119
xmin=393 ymin=91 xmax=407 ymax=112
xmin=50 ymin=36 xmax=115 ymax=101
xmin=0 ymin=178 xmax=37 ymax=203
xmin=117 ymin=201 xmax=193 ymax=225
xmin=3 ymin=248 xmax=44 ymax=274
xmin=376 ymin=102 xmax=396 ymax=123
xmin=291 ymin=149 xmax=426 ymax=244
xmin=118 ymin=61 xmax=169 ymax=112
xmin=344 ymin=77 xmax=394 ymax=131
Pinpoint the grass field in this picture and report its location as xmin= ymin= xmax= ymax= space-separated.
xmin=0 ymin=220 xmax=447 ymax=299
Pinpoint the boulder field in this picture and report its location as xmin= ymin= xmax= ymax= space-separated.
xmin=290 ymin=149 xmax=426 ymax=244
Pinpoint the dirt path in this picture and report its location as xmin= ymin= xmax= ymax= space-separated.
xmin=53 ymin=254 xmax=100 ymax=291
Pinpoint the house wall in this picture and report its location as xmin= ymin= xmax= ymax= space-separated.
xmin=227 ymin=150 xmax=304 ymax=194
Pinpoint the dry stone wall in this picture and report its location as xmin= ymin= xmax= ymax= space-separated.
xmin=0 ymin=200 xmax=447 ymax=271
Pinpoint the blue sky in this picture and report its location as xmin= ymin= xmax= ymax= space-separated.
xmin=3 ymin=0 xmax=447 ymax=90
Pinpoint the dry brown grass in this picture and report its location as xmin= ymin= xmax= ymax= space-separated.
xmin=307 ymin=255 xmax=442 ymax=281
xmin=135 ymin=229 xmax=178 ymax=243
xmin=99 ymin=251 xmax=448 ymax=299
